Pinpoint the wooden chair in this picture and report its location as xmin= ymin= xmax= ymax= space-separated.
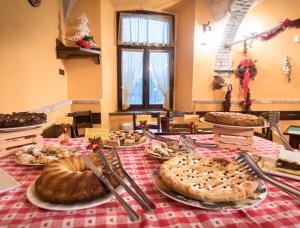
xmin=169 ymin=112 xmax=199 ymax=134
xmin=42 ymin=124 xmax=76 ymax=138
xmin=68 ymin=111 xmax=93 ymax=137
xmin=132 ymin=112 xmax=161 ymax=132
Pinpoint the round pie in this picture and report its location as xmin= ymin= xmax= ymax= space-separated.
xmin=160 ymin=155 xmax=259 ymax=202
xmin=205 ymin=112 xmax=265 ymax=126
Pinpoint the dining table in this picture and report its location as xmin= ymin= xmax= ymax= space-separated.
xmin=1 ymin=135 xmax=300 ymax=228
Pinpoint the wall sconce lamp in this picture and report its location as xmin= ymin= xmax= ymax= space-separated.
xmin=203 ymin=21 xmax=212 ymax=33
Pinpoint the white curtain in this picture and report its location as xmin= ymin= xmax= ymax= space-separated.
xmin=121 ymin=49 xmax=144 ymax=110
xmin=118 ymin=13 xmax=173 ymax=47
xmin=149 ymin=51 xmax=169 ymax=109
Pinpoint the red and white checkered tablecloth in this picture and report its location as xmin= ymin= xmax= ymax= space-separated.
xmin=1 ymin=135 xmax=300 ymax=228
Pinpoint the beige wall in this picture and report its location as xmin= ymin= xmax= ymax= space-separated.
xmin=65 ymin=0 xmax=102 ymax=113
xmin=0 ymin=0 xmax=69 ymax=119
xmin=99 ymin=0 xmax=118 ymax=128
xmin=192 ymin=0 xmax=300 ymax=111
xmin=171 ymin=0 xmax=196 ymax=111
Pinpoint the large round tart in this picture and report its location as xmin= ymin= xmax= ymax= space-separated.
xmin=160 ymin=155 xmax=259 ymax=202
xmin=205 ymin=112 xmax=265 ymax=126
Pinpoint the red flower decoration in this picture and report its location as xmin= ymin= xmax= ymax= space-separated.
xmin=76 ymin=39 xmax=91 ymax=48
xmin=87 ymin=137 xmax=102 ymax=151
xmin=235 ymin=59 xmax=257 ymax=112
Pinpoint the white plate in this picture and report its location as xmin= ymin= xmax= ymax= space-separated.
xmin=200 ymin=117 xmax=269 ymax=129
xmin=146 ymin=151 xmax=170 ymax=160
xmin=104 ymin=140 xmax=149 ymax=149
xmin=26 ymin=179 xmax=125 ymax=211
xmin=0 ymin=169 xmax=19 ymax=194
xmin=152 ymin=168 xmax=267 ymax=211
xmin=0 ymin=122 xmax=46 ymax=132
xmin=250 ymin=153 xmax=300 ymax=181
xmin=15 ymin=160 xmax=46 ymax=166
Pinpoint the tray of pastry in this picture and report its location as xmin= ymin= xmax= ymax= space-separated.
xmin=146 ymin=141 xmax=193 ymax=160
xmin=251 ymin=150 xmax=300 ymax=181
xmin=15 ymin=144 xmax=74 ymax=166
xmin=103 ymin=130 xmax=148 ymax=148
xmin=0 ymin=112 xmax=47 ymax=132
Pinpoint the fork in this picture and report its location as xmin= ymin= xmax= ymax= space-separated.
xmin=180 ymin=134 xmax=218 ymax=149
xmin=82 ymin=155 xmax=139 ymax=221
xmin=95 ymin=150 xmax=153 ymax=213
xmin=236 ymin=152 xmax=300 ymax=198
xmin=269 ymin=112 xmax=294 ymax=151
xmin=179 ymin=134 xmax=196 ymax=153
xmin=108 ymin=147 xmax=156 ymax=210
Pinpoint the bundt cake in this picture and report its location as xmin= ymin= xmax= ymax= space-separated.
xmin=35 ymin=154 xmax=121 ymax=203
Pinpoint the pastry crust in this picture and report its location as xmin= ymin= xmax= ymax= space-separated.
xmin=205 ymin=112 xmax=265 ymax=126
xmin=105 ymin=130 xmax=146 ymax=146
xmin=160 ymin=155 xmax=259 ymax=202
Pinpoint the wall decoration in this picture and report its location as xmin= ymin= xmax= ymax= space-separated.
xmin=28 ymin=0 xmax=41 ymax=7
xmin=282 ymin=54 xmax=291 ymax=83
xmin=67 ymin=13 xmax=97 ymax=48
xmin=256 ymin=18 xmax=300 ymax=41
xmin=235 ymin=59 xmax=257 ymax=112
xmin=222 ymin=84 xmax=232 ymax=112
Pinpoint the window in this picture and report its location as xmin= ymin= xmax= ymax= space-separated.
xmin=117 ymin=11 xmax=174 ymax=111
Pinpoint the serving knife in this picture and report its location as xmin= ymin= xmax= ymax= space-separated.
xmin=82 ymin=155 xmax=139 ymax=221
xmin=95 ymin=150 xmax=153 ymax=213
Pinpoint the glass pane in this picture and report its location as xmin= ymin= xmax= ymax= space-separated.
xmin=149 ymin=51 xmax=169 ymax=105
xmin=121 ymin=50 xmax=144 ymax=105
xmin=120 ymin=14 xmax=172 ymax=46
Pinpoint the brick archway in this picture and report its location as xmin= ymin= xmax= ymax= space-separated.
xmin=215 ymin=0 xmax=257 ymax=72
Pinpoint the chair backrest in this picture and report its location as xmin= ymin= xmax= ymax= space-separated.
xmin=68 ymin=111 xmax=93 ymax=137
xmin=132 ymin=112 xmax=161 ymax=131
xmin=169 ymin=112 xmax=199 ymax=134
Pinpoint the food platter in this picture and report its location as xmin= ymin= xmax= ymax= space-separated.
xmin=251 ymin=153 xmax=300 ymax=181
xmin=152 ymin=168 xmax=267 ymax=211
xmin=15 ymin=144 xmax=76 ymax=166
xmin=103 ymin=140 xmax=149 ymax=149
xmin=102 ymin=130 xmax=149 ymax=148
xmin=146 ymin=141 xmax=194 ymax=160
xmin=26 ymin=179 xmax=125 ymax=211
xmin=0 ymin=123 xmax=45 ymax=132
xmin=200 ymin=117 xmax=269 ymax=129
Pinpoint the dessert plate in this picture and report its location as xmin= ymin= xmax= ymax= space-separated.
xmin=152 ymin=168 xmax=267 ymax=211
xmin=27 ymin=179 xmax=125 ymax=211
xmin=200 ymin=117 xmax=269 ymax=129
xmin=0 ymin=123 xmax=46 ymax=132
xmin=250 ymin=153 xmax=300 ymax=181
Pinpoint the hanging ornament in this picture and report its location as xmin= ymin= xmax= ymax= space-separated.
xmin=282 ymin=54 xmax=291 ymax=83
xmin=222 ymin=84 xmax=232 ymax=112
xmin=67 ymin=13 xmax=97 ymax=48
xmin=235 ymin=59 xmax=257 ymax=112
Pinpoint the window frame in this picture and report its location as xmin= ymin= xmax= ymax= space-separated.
xmin=116 ymin=10 xmax=175 ymax=111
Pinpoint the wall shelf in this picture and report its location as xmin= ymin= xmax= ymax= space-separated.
xmin=56 ymin=39 xmax=101 ymax=64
